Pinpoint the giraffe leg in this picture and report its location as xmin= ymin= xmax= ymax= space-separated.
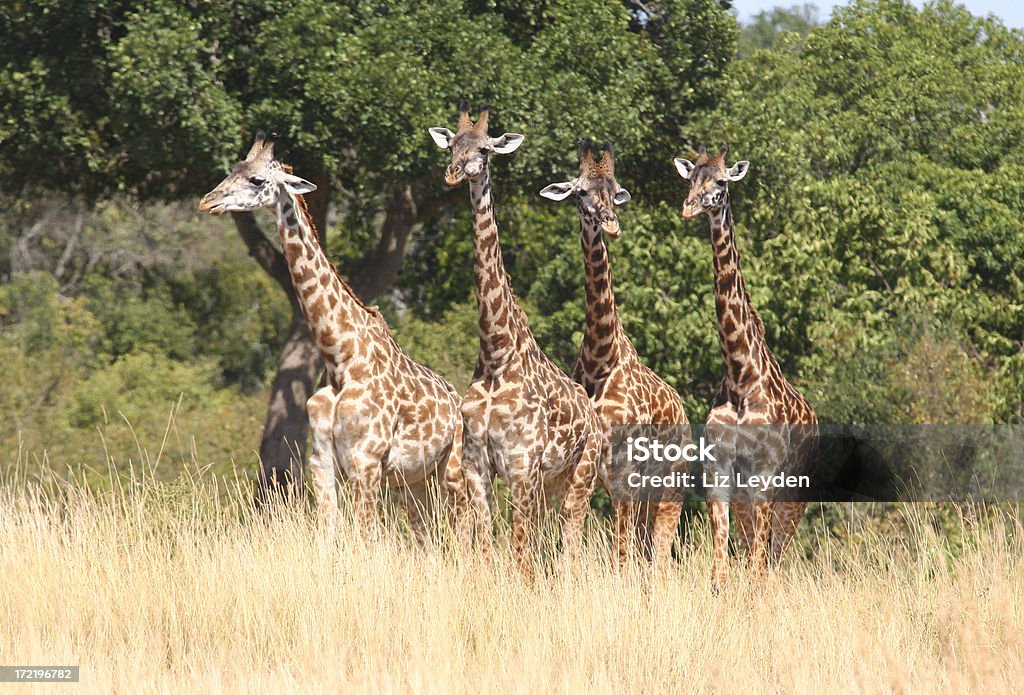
xmin=560 ymin=429 xmax=601 ymax=560
xmin=440 ymin=418 xmax=474 ymax=552
xmin=706 ymin=399 xmax=739 ymax=590
xmin=635 ymin=501 xmax=652 ymax=560
xmin=648 ymin=419 xmax=689 ymax=567
xmin=468 ymin=466 xmax=495 ymax=557
xmin=347 ymin=449 xmax=384 ymax=536
xmin=708 ymin=501 xmax=730 ymax=589
xmin=307 ymin=387 xmax=340 ymax=529
xmin=749 ymin=501 xmax=772 ymax=580
xmin=597 ymin=434 xmax=632 ymax=567
xmin=399 ymin=479 xmax=434 ymax=546
xmin=507 ymin=453 xmax=543 ymax=579
xmin=769 ymin=429 xmax=815 ymax=568
xmin=649 ymin=501 xmax=682 ymax=569
xmin=732 ymin=502 xmax=757 ymax=557
xmin=612 ymin=501 xmax=635 ymax=567
xmin=461 ymin=429 xmax=495 ymax=557
xmin=769 ymin=501 xmax=806 ymax=567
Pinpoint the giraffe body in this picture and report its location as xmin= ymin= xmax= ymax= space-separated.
xmin=199 ymin=133 xmax=469 ymax=541
xmin=675 ymin=146 xmax=818 ymax=587
xmin=431 ymin=106 xmax=602 ymax=571
xmin=541 ymin=140 xmax=690 ymax=566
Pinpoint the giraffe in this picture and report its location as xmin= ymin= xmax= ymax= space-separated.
xmin=429 ymin=104 xmax=602 ymax=573
xmin=198 ymin=132 xmax=470 ymax=544
xmin=540 ymin=139 xmax=691 ymax=567
xmin=674 ymin=145 xmax=818 ymax=587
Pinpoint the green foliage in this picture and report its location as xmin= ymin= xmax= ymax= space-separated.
xmin=1 ymin=288 xmax=268 ymax=482
xmin=0 ymin=203 xmax=286 ymax=480
xmin=107 ymin=5 xmax=243 ymax=198
xmin=387 ymin=301 xmax=480 ymax=393
xmin=169 ymin=260 xmax=291 ymax=387
xmin=682 ymin=0 xmax=1024 ymax=423
xmin=63 ymin=350 xmax=222 ymax=429
xmin=5 ymin=0 xmax=1024 ymax=525
xmin=0 ymin=272 xmax=102 ymax=430
xmin=1 ymin=271 xmax=97 ymax=358
xmin=738 ymin=3 xmax=820 ymax=57
xmin=396 ymin=208 xmax=478 ymax=319
xmin=84 ymin=279 xmax=199 ymax=362
xmin=0 ymin=0 xmax=735 ymax=211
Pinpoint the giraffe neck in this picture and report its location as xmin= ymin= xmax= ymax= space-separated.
xmin=577 ymin=207 xmax=626 ymax=381
xmin=468 ymin=165 xmax=525 ymax=372
xmin=709 ymin=195 xmax=765 ymax=395
xmin=276 ymin=190 xmax=379 ymax=380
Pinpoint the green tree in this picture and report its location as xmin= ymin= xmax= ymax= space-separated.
xmin=738 ymin=3 xmax=819 ymax=58
xmin=684 ymin=0 xmax=1024 ymax=423
xmin=0 ymin=0 xmax=736 ymax=494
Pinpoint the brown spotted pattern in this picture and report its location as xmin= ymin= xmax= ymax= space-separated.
xmin=199 ymin=133 xmax=470 ymax=543
xmin=547 ymin=140 xmax=691 ymax=567
xmin=431 ymin=106 xmax=602 ymax=575
xmin=677 ymin=145 xmax=818 ymax=588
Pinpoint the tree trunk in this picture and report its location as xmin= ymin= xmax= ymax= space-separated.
xmin=254 ymin=311 xmax=322 ymax=504
xmin=232 ymin=175 xmax=446 ymax=503
xmin=348 ymin=182 xmax=421 ymax=300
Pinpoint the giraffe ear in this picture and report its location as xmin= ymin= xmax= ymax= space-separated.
xmin=613 ymin=187 xmax=631 ymax=205
xmin=490 ymin=133 xmax=524 ymax=154
xmin=674 ymin=158 xmax=696 ymax=180
xmin=280 ymin=173 xmax=317 ymax=195
xmin=539 ymin=180 xmax=576 ymax=201
xmin=726 ymin=161 xmax=750 ymax=181
xmin=428 ymin=127 xmax=455 ymax=149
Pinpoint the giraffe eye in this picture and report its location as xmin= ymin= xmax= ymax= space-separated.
xmin=478 ymin=147 xmax=489 ymax=155
xmin=249 ymin=176 xmax=266 ymax=186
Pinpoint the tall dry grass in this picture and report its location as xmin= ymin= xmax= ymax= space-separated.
xmin=1 ymin=464 xmax=1021 ymax=694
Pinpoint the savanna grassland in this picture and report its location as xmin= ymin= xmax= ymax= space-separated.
xmin=1 ymin=459 xmax=1022 ymax=693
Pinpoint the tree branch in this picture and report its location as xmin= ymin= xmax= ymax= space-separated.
xmin=230 ymin=210 xmax=293 ymax=296
xmin=304 ymin=164 xmax=331 ymax=247
xmin=347 ymin=178 xmax=451 ymax=301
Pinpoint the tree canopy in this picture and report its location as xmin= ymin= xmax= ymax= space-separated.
xmin=684 ymin=0 xmax=1024 ymax=422
xmin=0 ymin=0 xmax=735 ymax=201
xmin=4 ymin=0 xmax=1024 ymax=494
xmin=0 ymin=0 xmax=737 ymax=488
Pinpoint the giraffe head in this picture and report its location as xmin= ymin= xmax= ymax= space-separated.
xmin=539 ymin=139 xmax=631 ymax=239
xmin=198 ymin=131 xmax=316 ymax=217
xmin=673 ymin=145 xmax=749 ymax=219
xmin=428 ymin=103 xmax=524 ymax=186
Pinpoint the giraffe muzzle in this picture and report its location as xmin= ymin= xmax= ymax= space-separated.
xmin=444 ymin=164 xmax=465 ymax=186
xmin=198 ymin=193 xmax=225 ymax=217
xmin=602 ymin=220 xmax=622 ymax=239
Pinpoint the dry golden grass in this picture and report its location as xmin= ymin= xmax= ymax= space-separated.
xmin=1 ymin=466 xmax=1021 ymax=694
